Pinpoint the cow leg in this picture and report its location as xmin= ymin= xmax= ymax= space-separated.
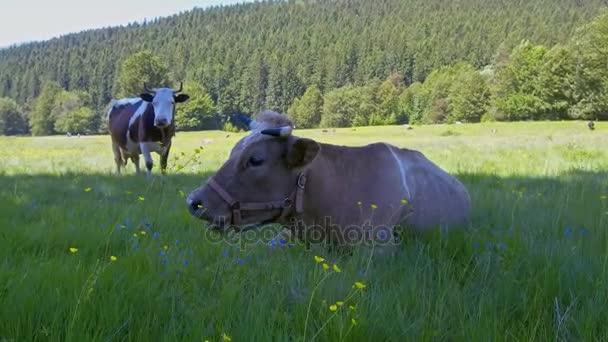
xmin=112 ymin=142 xmax=122 ymax=175
xmin=160 ymin=142 xmax=172 ymax=175
xmin=140 ymin=142 xmax=154 ymax=180
xmin=131 ymin=155 xmax=141 ymax=174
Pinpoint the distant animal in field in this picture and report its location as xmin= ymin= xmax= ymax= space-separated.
xmin=588 ymin=120 xmax=595 ymax=130
xmin=187 ymin=110 xmax=471 ymax=244
xmin=107 ymin=83 xmax=190 ymax=179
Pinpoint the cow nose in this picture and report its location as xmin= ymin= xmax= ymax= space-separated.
xmin=187 ymin=196 xmax=204 ymax=216
xmin=155 ymin=118 xmax=168 ymax=127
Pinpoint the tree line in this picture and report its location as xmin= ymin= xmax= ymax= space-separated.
xmin=0 ymin=0 xmax=607 ymax=135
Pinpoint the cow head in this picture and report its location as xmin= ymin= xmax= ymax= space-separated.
xmin=140 ymin=83 xmax=190 ymax=128
xmin=187 ymin=111 xmax=320 ymax=230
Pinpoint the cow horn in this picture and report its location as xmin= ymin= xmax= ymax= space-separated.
xmin=143 ymin=83 xmax=155 ymax=93
xmin=174 ymin=82 xmax=183 ymax=93
xmin=261 ymin=126 xmax=293 ymax=138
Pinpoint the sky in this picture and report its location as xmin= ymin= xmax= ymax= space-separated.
xmin=0 ymin=0 xmax=254 ymax=47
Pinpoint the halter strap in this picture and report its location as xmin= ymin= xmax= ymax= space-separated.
xmin=207 ymin=172 xmax=307 ymax=226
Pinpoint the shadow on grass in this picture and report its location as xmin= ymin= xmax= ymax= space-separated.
xmin=1 ymin=168 xmax=606 ymax=242
xmin=0 ymin=169 xmax=607 ymax=341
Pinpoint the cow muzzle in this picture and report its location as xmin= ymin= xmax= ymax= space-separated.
xmin=186 ymin=172 xmax=308 ymax=229
xmin=154 ymin=118 xmax=169 ymax=127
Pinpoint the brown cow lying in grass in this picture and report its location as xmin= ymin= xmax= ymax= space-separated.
xmin=187 ymin=111 xmax=471 ymax=246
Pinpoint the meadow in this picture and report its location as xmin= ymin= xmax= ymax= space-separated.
xmin=1 ymin=121 xmax=607 ymax=341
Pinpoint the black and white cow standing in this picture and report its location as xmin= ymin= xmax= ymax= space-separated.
xmin=107 ymin=83 xmax=190 ymax=179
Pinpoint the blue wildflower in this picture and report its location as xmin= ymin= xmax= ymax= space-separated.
xmin=280 ymin=239 xmax=287 ymax=246
xmin=159 ymin=250 xmax=166 ymax=257
xmin=134 ymin=243 xmax=140 ymax=249
xmin=245 ymin=255 xmax=252 ymax=262
xmin=162 ymin=259 xmax=168 ymax=265
xmin=185 ymin=261 xmax=190 ymax=266
xmin=130 ymin=237 xmax=135 ymax=242
xmin=473 ymin=242 xmax=480 ymax=250
xmin=222 ymin=250 xmax=229 ymax=257
xmin=579 ymin=229 xmax=588 ymax=236
xmin=359 ymin=269 xmax=367 ymax=276
xmin=236 ymin=258 xmax=244 ymax=265
xmin=175 ymin=240 xmax=180 ymax=246
xmin=497 ymin=242 xmax=506 ymax=250
xmin=565 ymin=227 xmax=573 ymax=234
xmin=152 ymin=232 xmax=159 ymax=239
xmin=189 ymin=250 xmax=193 ymax=255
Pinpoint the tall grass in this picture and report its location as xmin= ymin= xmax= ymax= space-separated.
xmin=0 ymin=121 xmax=607 ymax=341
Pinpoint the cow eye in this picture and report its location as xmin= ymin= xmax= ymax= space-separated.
xmin=248 ymin=156 xmax=265 ymax=167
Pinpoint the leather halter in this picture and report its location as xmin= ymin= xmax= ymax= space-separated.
xmin=207 ymin=172 xmax=307 ymax=226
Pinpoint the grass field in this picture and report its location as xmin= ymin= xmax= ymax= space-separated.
xmin=1 ymin=121 xmax=607 ymax=341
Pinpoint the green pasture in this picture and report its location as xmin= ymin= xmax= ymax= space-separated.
xmin=1 ymin=121 xmax=607 ymax=341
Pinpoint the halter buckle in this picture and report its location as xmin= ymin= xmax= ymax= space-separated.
xmin=297 ymin=173 xmax=306 ymax=189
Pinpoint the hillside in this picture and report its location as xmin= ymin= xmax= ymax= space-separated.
xmin=1 ymin=0 xmax=606 ymax=114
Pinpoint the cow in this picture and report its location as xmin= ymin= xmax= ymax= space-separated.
xmin=107 ymin=83 xmax=189 ymax=179
xmin=186 ymin=110 xmax=471 ymax=246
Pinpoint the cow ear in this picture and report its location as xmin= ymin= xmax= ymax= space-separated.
xmin=174 ymin=94 xmax=190 ymax=103
xmin=287 ymin=138 xmax=320 ymax=168
xmin=140 ymin=93 xmax=154 ymax=102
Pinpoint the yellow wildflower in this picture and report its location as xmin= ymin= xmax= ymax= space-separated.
xmin=222 ymin=333 xmax=231 ymax=341
xmin=354 ymin=282 xmax=366 ymax=289
xmin=349 ymin=305 xmax=356 ymax=311
xmin=329 ymin=305 xmax=338 ymax=312
xmin=197 ymin=204 xmax=203 ymax=208
xmin=371 ymin=204 xmax=378 ymax=210
xmin=110 ymin=256 xmax=117 ymax=262
xmin=138 ymin=196 xmax=145 ymax=201
xmin=133 ymin=233 xmax=138 ymax=238
xmin=163 ymin=245 xmax=169 ymax=251
xmin=601 ymin=195 xmax=607 ymax=200
xmin=351 ymin=318 xmax=357 ymax=325
xmin=322 ymin=263 xmax=330 ymax=270
xmin=314 ymin=256 xmax=324 ymax=263
xmin=333 ymin=264 xmax=341 ymax=273
xmin=179 ymin=190 xmax=185 ymax=198
xmin=125 ymin=190 xmax=132 ymax=195
xmin=140 ymin=230 xmax=147 ymax=236
xmin=401 ymin=199 xmax=408 ymax=205
xmin=336 ymin=301 xmax=344 ymax=306
xmin=69 ymin=247 xmax=78 ymax=254
xmin=357 ymin=201 xmax=362 ymax=206
xmin=84 ymin=188 xmax=91 ymax=192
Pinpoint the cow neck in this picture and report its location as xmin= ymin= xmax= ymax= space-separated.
xmin=207 ymin=171 xmax=307 ymax=226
